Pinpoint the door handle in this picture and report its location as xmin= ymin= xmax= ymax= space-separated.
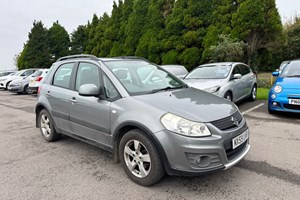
xmin=69 ymin=97 xmax=78 ymax=104
xmin=46 ymin=91 xmax=51 ymax=97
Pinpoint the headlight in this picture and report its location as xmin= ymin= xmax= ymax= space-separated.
xmin=161 ymin=113 xmax=211 ymax=137
xmin=0 ymin=78 xmax=7 ymax=82
xmin=274 ymin=85 xmax=282 ymax=93
xmin=205 ymin=86 xmax=220 ymax=93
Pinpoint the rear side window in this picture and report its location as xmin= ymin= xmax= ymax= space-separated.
xmin=53 ymin=63 xmax=74 ymax=89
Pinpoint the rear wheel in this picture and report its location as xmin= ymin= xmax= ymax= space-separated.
xmin=224 ymin=92 xmax=232 ymax=102
xmin=38 ymin=109 xmax=61 ymax=142
xmin=119 ymin=129 xmax=165 ymax=186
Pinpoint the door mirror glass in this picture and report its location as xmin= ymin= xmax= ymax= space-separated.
xmin=78 ymin=84 xmax=100 ymax=97
xmin=233 ymin=74 xmax=242 ymax=79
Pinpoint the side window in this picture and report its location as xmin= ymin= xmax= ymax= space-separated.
xmin=103 ymin=74 xmax=119 ymax=99
xmin=240 ymin=65 xmax=250 ymax=76
xmin=53 ymin=63 xmax=74 ymax=89
xmin=75 ymin=62 xmax=100 ymax=91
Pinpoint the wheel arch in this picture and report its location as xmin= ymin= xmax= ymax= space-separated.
xmin=112 ymin=121 xmax=170 ymax=171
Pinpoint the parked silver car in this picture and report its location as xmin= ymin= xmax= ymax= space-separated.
xmin=36 ymin=55 xmax=250 ymax=186
xmin=184 ymin=62 xmax=257 ymax=103
xmin=160 ymin=65 xmax=188 ymax=79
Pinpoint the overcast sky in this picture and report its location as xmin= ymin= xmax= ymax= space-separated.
xmin=0 ymin=0 xmax=299 ymax=70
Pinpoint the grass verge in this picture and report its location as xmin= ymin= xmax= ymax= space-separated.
xmin=257 ymin=88 xmax=269 ymax=100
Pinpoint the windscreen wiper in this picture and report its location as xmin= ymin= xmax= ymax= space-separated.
xmin=149 ymin=85 xmax=188 ymax=94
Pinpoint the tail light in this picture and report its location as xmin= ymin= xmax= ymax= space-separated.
xmin=37 ymin=85 xmax=42 ymax=95
xmin=36 ymin=76 xmax=43 ymax=82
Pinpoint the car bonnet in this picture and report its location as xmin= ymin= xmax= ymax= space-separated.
xmin=133 ymin=87 xmax=238 ymax=123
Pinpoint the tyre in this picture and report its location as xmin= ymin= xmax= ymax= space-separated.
xmin=268 ymin=104 xmax=275 ymax=114
xmin=38 ymin=109 xmax=61 ymax=142
xmin=5 ymin=81 xmax=11 ymax=90
xmin=249 ymin=85 xmax=257 ymax=101
xmin=24 ymin=85 xmax=32 ymax=94
xmin=119 ymin=129 xmax=165 ymax=186
xmin=224 ymin=92 xmax=232 ymax=102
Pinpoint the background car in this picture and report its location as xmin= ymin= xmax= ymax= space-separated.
xmin=160 ymin=65 xmax=188 ymax=79
xmin=8 ymin=69 xmax=47 ymax=94
xmin=183 ymin=62 xmax=257 ymax=103
xmin=29 ymin=69 xmax=49 ymax=93
xmin=0 ymin=70 xmax=16 ymax=77
xmin=0 ymin=69 xmax=37 ymax=90
xmin=268 ymin=60 xmax=300 ymax=114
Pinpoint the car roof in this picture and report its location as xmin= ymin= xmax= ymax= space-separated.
xmin=199 ymin=62 xmax=236 ymax=67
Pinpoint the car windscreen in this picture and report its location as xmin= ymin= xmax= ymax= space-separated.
xmin=104 ymin=60 xmax=186 ymax=95
xmin=14 ymin=70 xmax=25 ymax=76
xmin=185 ymin=65 xmax=232 ymax=79
xmin=280 ymin=61 xmax=300 ymax=77
xmin=279 ymin=61 xmax=289 ymax=71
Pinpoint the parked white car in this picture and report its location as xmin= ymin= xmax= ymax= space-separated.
xmin=0 ymin=70 xmax=16 ymax=77
xmin=28 ymin=69 xmax=49 ymax=93
xmin=0 ymin=69 xmax=37 ymax=90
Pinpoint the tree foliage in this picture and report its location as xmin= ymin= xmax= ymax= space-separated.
xmin=17 ymin=0 xmax=285 ymax=72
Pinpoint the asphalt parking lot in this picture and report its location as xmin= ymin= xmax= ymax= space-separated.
xmin=0 ymin=90 xmax=299 ymax=200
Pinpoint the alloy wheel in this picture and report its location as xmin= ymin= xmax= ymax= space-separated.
xmin=123 ymin=139 xmax=151 ymax=178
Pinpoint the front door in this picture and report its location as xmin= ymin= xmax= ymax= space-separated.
xmin=69 ymin=62 xmax=111 ymax=145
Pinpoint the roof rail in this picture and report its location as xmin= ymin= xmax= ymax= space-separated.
xmin=113 ymin=56 xmax=148 ymax=61
xmin=56 ymin=54 xmax=98 ymax=62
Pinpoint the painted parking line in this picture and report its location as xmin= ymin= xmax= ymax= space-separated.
xmin=241 ymin=103 xmax=265 ymax=115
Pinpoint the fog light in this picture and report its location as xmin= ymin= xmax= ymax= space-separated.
xmin=271 ymin=94 xmax=276 ymax=99
xmin=273 ymin=102 xmax=277 ymax=106
xmin=185 ymin=153 xmax=221 ymax=169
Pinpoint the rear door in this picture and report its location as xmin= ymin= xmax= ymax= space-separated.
xmin=46 ymin=62 xmax=75 ymax=133
xmin=69 ymin=62 xmax=111 ymax=145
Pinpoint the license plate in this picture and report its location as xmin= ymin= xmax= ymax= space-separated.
xmin=232 ymin=130 xmax=249 ymax=149
xmin=289 ymin=99 xmax=300 ymax=105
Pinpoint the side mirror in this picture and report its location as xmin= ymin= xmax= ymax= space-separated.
xmin=78 ymin=84 xmax=100 ymax=97
xmin=233 ymin=74 xmax=242 ymax=79
xmin=272 ymin=71 xmax=279 ymax=77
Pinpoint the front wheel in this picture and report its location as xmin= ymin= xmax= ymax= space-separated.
xmin=119 ymin=129 xmax=165 ymax=186
xmin=224 ymin=92 xmax=232 ymax=102
xmin=249 ymin=86 xmax=257 ymax=101
xmin=38 ymin=109 xmax=61 ymax=142
xmin=24 ymin=85 xmax=32 ymax=94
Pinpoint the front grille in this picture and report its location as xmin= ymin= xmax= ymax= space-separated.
xmin=283 ymin=104 xmax=300 ymax=110
xmin=224 ymin=139 xmax=248 ymax=161
xmin=210 ymin=111 xmax=243 ymax=131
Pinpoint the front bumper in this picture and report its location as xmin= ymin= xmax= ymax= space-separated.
xmin=8 ymin=85 xmax=23 ymax=93
xmin=268 ymin=90 xmax=300 ymax=113
xmin=154 ymin=118 xmax=250 ymax=175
